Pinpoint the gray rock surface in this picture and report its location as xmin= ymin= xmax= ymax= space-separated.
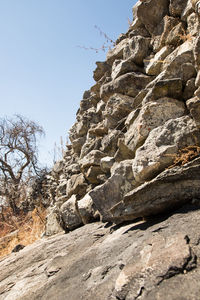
xmin=1 ymin=203 xmax=200 ymax=300
xmin=132 ymin=116 xmax=200 ymax=183
xmin=8 ymin=1 xmax=200 ymax=298
xmin=111 ymin=157 xmax=200 ymax=223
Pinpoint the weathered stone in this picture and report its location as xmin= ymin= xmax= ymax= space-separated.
xmin=111 ymin=157 xmax=200 ymax=223
xmin=88 ymin=123 xmax=108 ymax=137
xmin=93 ymin=61 xmax=111 ymax=82
xmin=106 ymin=38 xmax=129 ymax=65
xmin=100 ymin=72 xmax=153 ymax=102
xmin=145 ymin=45 xmax=174 ymax=76
xmin=124 ymin=97 xmax=185 ymax=153
xmin=54 ymin=195 xmax=69 ymax=208
xmin=132 ymin=116 xmax=200 ymax=183
xmin=79 ymin=150 xmax=105 ymax=169
xmin=143 ymin=78 xmax=183 ymax=104
xmin=89 ymin=160 xmax=136 ymax=221
xmin=66 ymin=173 xmax=88 ymax=199
xmin=80 ymin=136 xmax=102 ymax=158
xmin=111 ymin=59 xmax=142 ymax=80
xmin=77 ymin=193 xmax=97 ymax=224
xmin=186 ymin=96 xmax=200 ymax=127
xmin=193 ymin=35 xmax=200 ymax=68
xmin=169 ymin=0 xmax=188 ymax=17
xmin=114 ymin=138 xmax=135 ymax=162
xmin=6 ymin=2 xmax=200 ymax=298
xmin=85 ymin=166 xmax=103 ymax=184
xmin=128 ymin=26 xmax=150 ymax=39
xmin=56 ymin=179 xmax=68 ymax=197
xmin=60 ymin=195 xmax=82 ymax=230
xmin=103 ymin=93 xmax=134 ymax=129
xmin=195 ymin=70 xmax=200 ymax=86
xmin=187 ymin=12 xmax=200 ymax=37
xmin=65 ymin=163 xmax=80 ymax=175
xmin=52 ymin=160 xmax=64 ymax=176
xmin=162 ymin=41 xmax=195 ymax=80
xmin=195 ymin=86 xmax=200 ymax=98
xmin=133 ymin=0 xmax=169 ymax=35
xmin=123 ymin=36 xmax=150 ymax=65
xmin=100 ymin=156 xmax=115 ymax=173
xmin=115 ymin=33 xmax=127 ymax=45
xmin=114 ymin=233 xmax=194 ymax=299
xmin=90 ymin=73 xmax=111 ymax=98
xmin=82 ymin=90 xmax=91 ymax=100
xmin=71 ymin=136 xmax=86 ymax=155
xmin=181 ymin=0 xmax=193 ymax=22
xmin=181 ymin=63 xmax=196 ymax=83
xmin=158 ymin=15 xmax=180 ymax=49
xmin=191 ymin=0 xmax=200 ymax=12
xmin=45 ymin=208 xmax=64 ymax=236
xmin=183 ymin=78 xmax=196 ymax=100
xmin=100 ymin=129 xmax=123 ymax=156
xmin=165 ymin=22 xmax=185 ymax=46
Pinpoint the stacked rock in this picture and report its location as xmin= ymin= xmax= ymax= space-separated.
xmin=44 ymin=0 xmax=200 ymax=235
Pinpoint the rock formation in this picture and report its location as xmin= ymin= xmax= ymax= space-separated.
xmin=43 ymin=0 xmax=200 ymax=233
xmin=1 ymin=0 xmax=200 ymax=299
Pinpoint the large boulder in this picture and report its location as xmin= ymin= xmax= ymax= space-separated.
xmin=45 ymin=208 xmax=64 ymax=236
xmin=186 ymin=96 xmax=200 ymax=127
xmin=93 ymin=61 xmax=111 ymax=82
xmin=145 ymin=45 xmax=173 ymax=75
xmin=89 ymin=160 xmax=136 ymax=221
xmin=111 ymin=58 xmax=142 ymax=80
xmin=103 ymin=93 xmax=134 ymax=129
xmin=79 ymin=150 xmax=105 ymax=170
xmin=110 ymin=157 xmax=200 ymax=223
xmin=123 ymin=36 xmax=151 ymax=65
xmin=142 ymin=78 xmax=183 ymax=103
xmin=66 ymin=173 xmax=88 ymax=199
xmin=106 ymin=38 xmax=129 ymax=65
xmin=124 ymin=97 xmax=185 ymax=153
xmin=161 ymin=41 xmax=195 ymax=81
xmin=114 ymin=233 xmax=195 ymax=299
xmin=132 ymin=116 xmax=200 ymax=183
xmin=1 ymin=203 xmax=200 ymax=300
xmin=60 ymin=195 xmax=82 ymax=230
xmin=169 ymin=0 xmax=188 ymax=17
xmin=100 ymin=72 xmax=153 ymax=102
xmin=77 ymin=193 xmax=98 ymax=224
xmin=133 ymin=0 xmax=169 ymax=35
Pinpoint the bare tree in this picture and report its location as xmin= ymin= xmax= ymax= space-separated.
xmin=0 ymin=115 xmax=44 ymax=214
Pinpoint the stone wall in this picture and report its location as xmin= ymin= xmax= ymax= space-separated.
xmin=44 ymin=0 xmax=200 ymax=235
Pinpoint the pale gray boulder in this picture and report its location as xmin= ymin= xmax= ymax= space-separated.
xmin=100 ymin=72 xmax=153 ymax=102
xmin=123 ymin=36 xmax=151 ymax=65
xmin=124 ymin=97 xmax=185 ymax=153
xmin=132 ymin=116 xmax=200 ymax=183
xmin=110 ymin=157 xmax=200 ymax=224
xmin=60 ymin=195 xmax=82 ymax=230
xmin=89 ymin=160 xmax=136 ymax=221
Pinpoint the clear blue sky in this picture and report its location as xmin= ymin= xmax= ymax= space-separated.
xmin=0 ymin=0 xmax=136 ymax=167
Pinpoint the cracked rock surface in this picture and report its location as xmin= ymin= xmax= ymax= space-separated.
xmin=1 ymin=203 xmax=200 ymax=300
xmin=3 ymin=0 xmax=200 ymax=298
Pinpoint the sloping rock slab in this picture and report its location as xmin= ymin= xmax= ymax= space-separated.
xmin=114 ymin=233 xmax=195 ymax=300
xmin=0 ymin=204 xmax=200 ymax=299
xmin=89 ymin=160 xmax=136 ymax=221
xmin=110 ymin=157 xmax=200 ymax=223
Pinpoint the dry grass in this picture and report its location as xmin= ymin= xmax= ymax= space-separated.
xmin=0 ymin=205 xmax=46 ymax=258
xmin=168 ymin=145 xmax=200 ymax=169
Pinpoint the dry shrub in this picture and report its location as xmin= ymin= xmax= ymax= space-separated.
xmin=0 ymin=205 xmax=46 ymax=258
xmin=168 ymin=145 xmax=200 ymax=169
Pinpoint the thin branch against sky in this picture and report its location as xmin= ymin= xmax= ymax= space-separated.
xmin=0 ymin=0 xmax=135 ymax=167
